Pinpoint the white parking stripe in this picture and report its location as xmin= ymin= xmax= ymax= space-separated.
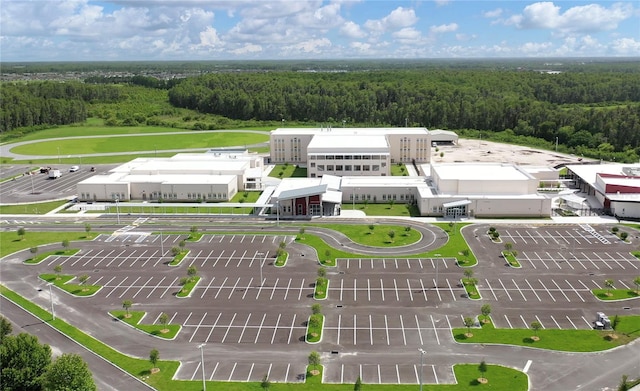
xmin=220 ymin=313 xmax=237 ymax=343
xmin=369 ymin=315 xmax=373 ymax=345
xmin=498 ymin=279 xmax=513 ymax=301
xmin=189 ymin=312 xmax=208 ymax=343
xmin=337 ymin=314 xmax=342 ymax=345
xmin=430 ymin=315 xmax=440 ymax=345
xmin=394 ymin=279 xmax=400 ymax=301
xmin=512 ymin=279 xmax=527 ymax=301
xmin=146 ymin=276 xmax=165 ymax=298
xmin=415 ymin=315 xmax=423 ymax=346
xmin=538 ymin=279 xmax=556 ymax=302
xmin=271 ymin=314 xmax=281 ymax=344
xmin=484 ymin=279 xmax=498 ymax=300
xmin=247 ymin=363 xmax=254 ymax=382
xmin=524 ymin=279 xmax=542 ymax=301
xmin=283 ymin=278 xmax=292 ymax=301
xmin=565 ymin=316 xmax=577 ymax=329
xmin=399 ymin=315 xmax=407 ymax=346
xmin=551 ymin=280 xmax=571 ymax=302
xmin=550 ymin=315 xmax=561 ymax=329
xmin=520 ymin=315 xmax=528 ymax=328
xmin=407 ymin=279 xmax=414 ymax=302
xmin=228 ymin=278 xmax=241 ymax=299
xmin=237 ymin=313 xmax=251 ymax=343
xmin=205 ymin=313 xmax=221 ymax=343
xmin=581 ymin=316 xmax=592 ymax=328
xmin=201 ymin=277 xmax=217 ymax=299
xmin=535 ymin=315 xmax=545 ymax=329
xmin=227 ymin=362 xmax=237 ymax=381
xmin=208 ymin=362 xmax=219 ymax=381
xmin=446 ymin=279 xmax=456 ymax=301
xmin=367 ymin=279 xmax=371 ymax=302
xmin=380 ymin=279 xmax=385 ymax=301
xmin=298 ymin=279 xmax=305 ymax=301
xmin=565 ymin=279 xmax=585 ymax=302
xmin=353 ymin=314 xmax=357 ymax=345
xmin=432 ymin=365 xmax=439 ymax=384
xmin=420 ymin=279 xmax=428 ymax=302
xmin=287 ymin=314 xmax=296 ymax=344
xmin=504 ymin=315 xmax=513 ymax=329
xmin=215 ymin=277 xmax=228 ymax=299
xmin=556 ymin=252 xmax=575 ymax=270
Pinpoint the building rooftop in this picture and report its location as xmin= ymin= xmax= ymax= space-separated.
xmin=432 ymin=163 xmax=533 ymax=181
xmin=567 ymin=163 xmax=640 ymax=187
xmin=307 ymin=134 xmax=389 ymax=152
xmin=341 ymin=176 xmax=428 ymax=188
xmin=272 ymin=127 xmax=429 ymax=136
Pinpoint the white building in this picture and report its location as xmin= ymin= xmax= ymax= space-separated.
xmin=270 ymin=127 xmax=432 ymax=168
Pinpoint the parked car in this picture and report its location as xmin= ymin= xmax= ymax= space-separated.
xmin=69 ymin=166 xmax=79 ymax=172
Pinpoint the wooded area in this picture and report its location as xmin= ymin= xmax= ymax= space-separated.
xmin=1 ymin=63 xmax=639 ymax=162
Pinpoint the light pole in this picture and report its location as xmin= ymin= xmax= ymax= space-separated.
xmin=197 ymin=343 xmax=206 ymax=391
xmin=418 ymin=348 xmax=426 ymax=391
xmin=115 ymin=197 xmax=120 ymax=224
xmin=257 ymin=252 xmax=265 ymax=286
xmin=160 ymin=231 xmax=164 ymax=256
xmin=276 ymin=200 xmax=279 ymax=227
xmin=48 ymin=283 xmax=55 ymax=320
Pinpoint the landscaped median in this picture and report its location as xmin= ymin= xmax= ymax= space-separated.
xmin=461 ymin=277 xmax=481 ymax=300
xmin=176 ymin=276 xmax=200 ymax=298
xmin=453 ymin=315 xmax=640 ymax=351
xmin=305 ymin=313 xmax=324 ymax=343
xmin=502 ymin=251 xmax=521 ymax=268
xmin=24 ymin=249 xmax=79 ymax=264
xmin=314 ymin=277 xmax=328 ymax=300
xmin=40 ymin=274 xmax=101 ymax=297
xmin=592 ymin=289 xmax=639 ymax=301
xmin=169 ymin=249 xmax=189 ymax=266
xmin=110 ymin=310 xmax=181 ymax=339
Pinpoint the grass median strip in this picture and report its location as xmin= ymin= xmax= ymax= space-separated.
xmin=177 ymin=276 xmax=200 ymax=298
xmin=306 ymin=314 xmax=324 ymax=343
xmin=305 ymin=223 xmax=422 ymax=247
xmin=592 ymin=289 xmax=640 ymax=300
xmin=40 ymin=274 xmax=100 ymax=297
xmin=453 ymin=315 xmax=640 ymax=351
xmin=110 ymin=310 xmax=180 ymax=339
xmin=314 ymin=277 xmax=328 ymax=299
xmin=24 ymin=249 xmax=79 ymax=264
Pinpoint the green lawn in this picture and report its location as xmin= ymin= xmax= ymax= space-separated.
xmin=176 ymin=276 xmax=200 ymax=298
xmin=110 ymin=310 xmax=181 ymax=339
xmin=314 ymin=277 xmax=328 ymax=299
xmin=592 ymin=289 xmax=639 ymax=300
xmin=24 ymin=249 xmax=79 ymax=264
xmin=350 ymin=203 xmax=419 ymax=217
xmin=502 ymin=251 xmax=521 ymax=268
xmin=462 ymin=279 xmax=481 ymax=300
xmin=306 ymin=314 xmax=324 ymax=343
xmin=106 ymin=204 xmax=257 ymax=215
xmin=0 ymin=200 xmax=68 ymax=215
xmin=39 ymin=274 xmax=101 ymax=297
xmin=453 ymin=315 xmax=640 ymax=351
xmin=390 ymin=163 xmax=409 ymax=176
xmin=11 ymin=132 xmax=269 ymax=156
xmin=269 ymin=164 xmax=307 ymax=178
xmin=0 ymin=232 xmax=89 ymax=258
xmin=309 ymin=223 xmax=422 ymax=247
xmin=169 ymin=250 xmax=189 ymax=266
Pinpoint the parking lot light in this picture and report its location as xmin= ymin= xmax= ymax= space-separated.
xmin=115 ymin=197 xmax=120 ymax=224
xmin=48 ymin=283 xmax=55 ymax=321
xmin=197 ymin=343 xmax=206 ymax=391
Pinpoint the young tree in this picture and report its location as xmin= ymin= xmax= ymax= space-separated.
xmin=29 ymin=246 xmax=38 ymax=259
xmin=530 ymin=321 xmax=542 ymax=337
xmin=308 ymin=351 xmax=321 ymax=367
xmin=54 ymin=264 xmax=62 ymax=277
xmin=158 ymin=313 xmax=169 ymax=330
xmin=405 ymin=225 xmax=412 ymax=234
xmin=122 ymin=300 xmax=132 ymax=317
xmin=634 ymin=276 xmax=640 ymax=295
xmin=604 ymin=279 xmax=615 ymax=296
xmin=149 ymin=349 xmax=160 ymax=370
xmin=311 ymin=303 xmax=322 ymax=315
xmin=368 ymin=224 xmax=375 ymax=234
xmin=618 ymin=374 xmax=629 ymax=391
xmin=387 ymin=230 xmax=396 ymax=242
xmin=354 ymin=375 xmax=362 ymax=391
xmin=44 ymin=353 xmax=96 ymax=391
xmin=317 ymin=267 xmax=326 ymax=278
xmin=279 ymin=241 xmax=287 ymax=250
xmin=389 ymin=199 xmax=395 ymax=209
xmin=463 ymin=268 xmax=474 ymax=280
xmin=171 ymin=246 xmax=181 ymax=256
xmin=187 ymin=265 xmax=198 ymax=280
xmin=478 ymin=360 xmax=487 ymax=382
xmin=78 ymin=274 xmax=89 ymax=286
xmin=190 ymin=225 xmax=198 ymax=235
xmin=480 ymin=304 xmax=492 ymax=323
xmin=0 ymin=333 xmax=52 ymax=390
xmin=463 ymin=317 xmax=474 ymax=335
xmin=84 ymin=223 xmax=92 ymax=238
xmin=612 ymin=315 xmax=620 ymax=331
xmin=299 ymin=227 xmax=305 ymax=238
xmin=261 ymin=374 xmax=271 ymax=390
xmin=61 ymin=239 xmax=70 ymax=250
xmin=0 ymin=316 xmax=12 ymax=343
xmin=17 ymin=227 xmax=26 ymax=241
xmin=178 ymin=240 xmax=186 ymax=250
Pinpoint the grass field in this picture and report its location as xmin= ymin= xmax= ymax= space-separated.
xmin=269 ymin=164 xmax=307 ymax=178
xmin=0 ymin=200 xmax=68 ymax=215
xmin=349 ymin=202 xmax=420 ymax=217
xmin=592 ymin=289 xmax=640 ymax=300
xmin=0 ymin=232 xmax=89 ymax=258
xmin=11 ymin=131 xmax=269 ymax=156
xmin=308 ymin=223 xmax=422 ymax=247
xmin=110 ymin=310 xmax=181 ymax=339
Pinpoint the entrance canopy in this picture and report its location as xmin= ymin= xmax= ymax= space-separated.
xmin=442 ymin=199 xmax=471 ymax=208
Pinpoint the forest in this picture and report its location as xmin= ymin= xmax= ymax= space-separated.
xmin=1 ymin=61 xmax=639 ymax=162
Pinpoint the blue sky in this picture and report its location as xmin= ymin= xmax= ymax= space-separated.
xmin=1 ymin=1 xmax=638 ymax=61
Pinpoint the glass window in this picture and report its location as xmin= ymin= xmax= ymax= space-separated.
xmin=336 ymin=165 xmax=343 ymax=171
xmin=318 ymin=165 xmax=324 ymax=171
xmin=310 ymin=163 xmax=315 ymax=168
xmin=363 ymin=165 xmax=370 ymax=171
xmin=327 ymin=165 xmax=334 ymax=171
xmin=354 ymin=165 xmax=361 ymax=171
xmin=373 ymin=165 xmax=380 ymax=171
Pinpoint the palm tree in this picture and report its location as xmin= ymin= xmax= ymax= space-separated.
xmin=530 ymin=321 xmax=542 ymax=338
xmin=478 ymin=360 xmax=487 ymax=382
xmin=149 ymin=349 xmax=159 ymax=371
xmin=463 ymin=316 xmax=474 ymax=336
xmin=480 ymin=304 xmax=491 ymax=323
xmin=604 ymin=279 xmax=615 ymax=296
xmin=122 ymin=300 xmax=132 ymax=317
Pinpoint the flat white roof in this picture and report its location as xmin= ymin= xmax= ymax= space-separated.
xmin=307 ymin=134 xmax=389 ymax=151
xmin=341 ymin=176 xmax=428 ymax=188
xmin=272 ymin=127 xmax=429 ymax=136
xmin=566 ymin=163 xmax=633 ymax=186
xmin=78 ymin=173 xmax=126 ymax=185
xmin=433 ymin=163 xmax=532 ymax=181
xmin=123 ymin=174 xmax=236 ymax=185
xmin=272 ymin=178 xmax=322 ymax=198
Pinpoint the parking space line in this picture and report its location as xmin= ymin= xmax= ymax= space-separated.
xmin=205 ymin=313 xmax=221 ymax=343
xmin=551 ymin=279 xmax=571 ymax=302
xmin=537 ymin=279 xmax=556 ymax=302
xmin=414 ymin=365 xmax=420 ymax=384
xmin=220 ymin=313 xmax=237 ymax=344
xmin=515 ymin=230 xmax=528 ymax=245
xmin=520 ymin=315 xmax=528 ymax=328
xmin=432 ymin=365 xmax=439 ymax=384
xmin=535 ymin=315 xmax=545 ymax=329
xmin=187 ymin=250 xmax=201 ymax=267
xmin=565 ymin=279 xmax=585 ymax=302
xmin=266 ymin=363 xmax=272 ymax=380
xmin=581 ymin=316 xmax=592 ymax=328
xmin=82 ymin=249 xmax=108 ymax=267
xmin=370 ymin=258 xmax=374 ymax=269
xmin=146 ymin=276 xmax=164 ymax=298
xmin=247 ymin=363 xmax=254 ymax=382
xmin=380 ymin=280 xmax=385 ymax=301
xmin=354 ymin=279 xmax=357 ymax=301
xmin=577 ymin=280 xmax=591 ymax=291
xmin=535 ymin=252 xmax=549 ymax=270
xmin=160 ymin=277 xmax=178 ymax=298
xmin=353 ymin=314 xmax=357 ymax=345
xmin=420 ymin=279 xmax=428 ymax=302
xmin=283 ymin=278 xmax=292 ymax=301
xmin=400 ymin=315 xmax=407 ymax=346
xmin=603 ymin=252 xmax=626 ymax=269
xmin=512 ymin=279 xmax=527 ymax=301
xmin=359 ymin=258 xmax=362 ymax=269
xmin=592 ymin=252 xmax=614 ymax=270
xmin=141 ymin=250 xmax=159 ymax=268
xmin=270 ymin=314 xmax=281 ymax=344
xmin=201 ymin=277 xmax=217 ymax=299
xmin=236 ymin=250 xmax=247 ymax=268
xmin=545 ymin=252 xmax=562 ymax=269
xmin=556 ymin=252 xmax=575 ymax=270
xmin=582 ymin=252 xmax=600 ymax=270
xmin=536 ymin=230 xmax=549 ymax=245
xmin=337 ymin=314 xmax=342 ymax=345
xmin=223 ymin=251 xmax=237 ymax=268
xmin=503 ymin=315 xmax=513 ymax=329
xmin=415 ymin=315 xmax=423 ymax=346
xmin=208 ymin=362 xmax=219 ymax=381
xmin=215 ymin=277 xmax=228 ymax=299
xmin=227 ymin=362 xmax=237 ymax=382
xmin=524 ymin=279 xmax=541 ymax=301
xmin=434 ymin=279 xmax=442 ymax=301
xmin=498 ymin=279 xmax=513 ymax=301
xmin=393 ymin=279 xmax=400 ymax=301
xmin=132 ymin=277 xmax=153 ymax=299
xmin=237 ymin=313 xmax=251 ymax=343
xmin=445 ymin=315 xmax=453 ymax=330
xmin=228 ymin=277 xmax=241 ymax=299
xmin=484 ymin=279 xmax=498 ymax=300
xmin=191 ymin=362 xmax=201 ymax=381
xmin=522 ymin=252 xmax=536 ymax=269
xmin=619 ymin=280 xmax=630 ymax=289
xmin=367 ymin=279 xmax=371 ymax=301
xmin=591 ymin=279 xmax=601 ymax=289
xmin=407 ymin=279 xmax=414 ymax=301
xmin=284 ymin=364 xmax=291 ymax=383
xmin=269 ymin=278 xmax=279 ymax=300
xmin=617 ymin=252 xmax=639 ymax=269
xmin=287 ymin=314 xmax=296 ymax=344
xmin=117 ymin=252 xmax=135 ymax=268
xmin=431 ymin=315 xmax=440 ymax=345
xmin=105 ymin=277 xmax=128 ymax=298
xmin=369 ymin=315 xmax=373 ymax=345
xmin=550 ymin=315 xmax=561 ymax=329
xmin=298 ymin=278 xmax=305 ymax=301
xmin=396 ymin=365 xmax=401 ymax=384
xmin=446 ymin=279 xmax=456 ymax=301
xmin=93 ymin=276 xmax=104 ymax=285
xmin=211 ymin=251 xmax=224 ymax=268
xmin=394 ymin=259 xmax=399 ymax=269
xmin=382 ymin=259 xmax=386 ymax=269
xmin=200 ymin=250 xmax=213 ymax=268
xmin=189 ymin=312 xmax=208 ymax=343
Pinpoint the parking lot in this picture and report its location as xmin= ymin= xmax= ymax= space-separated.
xmin=4 ymin=222 xmax=639 ymax=386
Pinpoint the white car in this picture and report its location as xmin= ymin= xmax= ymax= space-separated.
xmin=69 ymin=166 xmax=79 ymax=172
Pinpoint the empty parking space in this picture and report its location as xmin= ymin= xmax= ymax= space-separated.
xmin=177 ymin=360 xmax=306 ymax=383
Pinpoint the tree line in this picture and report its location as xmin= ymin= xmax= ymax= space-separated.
xmin=0 ymin=81 xmax=122 ymax=133
xmin=167 ymin=70 xmax=640 ymax=154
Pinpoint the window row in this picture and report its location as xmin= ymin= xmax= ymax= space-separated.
xmin=310 ymin=155 xmax=386 ymax=160
xmin=314 ymin=164 xmax=380 ymax=172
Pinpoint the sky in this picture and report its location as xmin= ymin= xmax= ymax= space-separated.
xmin=1 ymin=0 xmax=639 ymax=62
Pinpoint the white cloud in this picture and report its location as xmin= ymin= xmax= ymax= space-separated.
xmin=430 ymin=23 xmax=458 ymax=34
xmin=230 ymin=43 xmax=262 ymax=54
xmin=509 ymin=2 xmax=633 ymax=34
xmin=433 ymin=0 xmax=451 ymax=6
xmin=364 ymin=7 xmax=418 ymax=33
xmin=610 ymin=37 xmax=640 ymax=55
xmin=482 ymin=8 xmax=503 ymax=18
xmin=282 ymin=37 xmax=331 ymax=54
xmin=340 ymin=21 xmax=366 ymax=38
xmin=199 ymin=26 xmax=222 ymax=47
xmin=519 ymin=41 xmax=553 ymax=55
